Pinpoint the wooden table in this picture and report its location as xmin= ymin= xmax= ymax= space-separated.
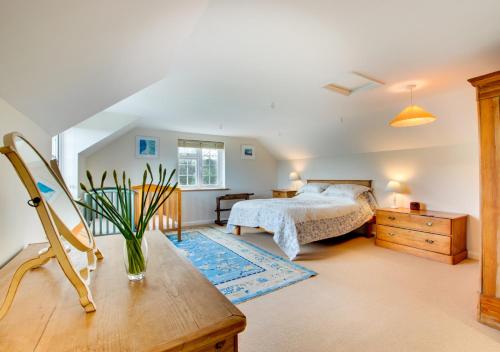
xmin=0 ymin=231 xmax=246 ymax=351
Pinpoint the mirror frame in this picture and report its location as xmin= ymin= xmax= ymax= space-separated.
xmin=0 ymin=132 xmax=100 ymax=319
xmin=4 ymin=132 xmax=96 ymax=251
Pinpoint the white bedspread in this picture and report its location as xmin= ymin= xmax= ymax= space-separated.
xmin=226 ymin=192 xmax=376 ymax=259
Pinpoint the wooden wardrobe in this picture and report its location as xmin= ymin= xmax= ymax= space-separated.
xmin=469 ymin=71 xmax=500 ymax=330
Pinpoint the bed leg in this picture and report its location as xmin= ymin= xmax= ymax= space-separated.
xmin=364 ymin=220 xmax=375 ymax=238
xmin=234 ymin=225 xmax=241 ymax=236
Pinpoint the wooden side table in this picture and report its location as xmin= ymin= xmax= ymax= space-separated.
xmin=0 ymin=231 xmax=246 ymax=351
xmin=215 ymin=193 xmax=254 ymax=225
xmin=272 ymin=189 xmax=297 ymax=198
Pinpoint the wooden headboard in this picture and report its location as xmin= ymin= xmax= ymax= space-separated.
xmin=307 ymin=179 xmax=372 ymax=188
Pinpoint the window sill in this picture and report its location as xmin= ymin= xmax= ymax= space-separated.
xmin=179 ymin=187 xmax=230 ymax=192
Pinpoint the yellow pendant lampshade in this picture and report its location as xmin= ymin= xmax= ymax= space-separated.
xmin=390 ymin=85 xmax=436 ymax=127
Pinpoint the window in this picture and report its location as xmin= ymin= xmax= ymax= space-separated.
xmin=177 ymin=140 xmax=225 ymax=189
xmin=178 ymin=147 xmax=198 ymax=186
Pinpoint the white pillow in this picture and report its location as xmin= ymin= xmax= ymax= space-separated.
xmin=323 ymin=184 xmax=371 ymax=199
xmin=296 ymin=183 xmax=330 ymax=194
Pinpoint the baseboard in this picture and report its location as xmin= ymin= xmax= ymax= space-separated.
xmin=468 ymin=251 xmax=479 ymax=260
xmin=183 ymin=219 xmax=219 ymax=227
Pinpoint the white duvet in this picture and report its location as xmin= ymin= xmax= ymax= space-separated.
xmin=226 ymin=192 xmax=376 ymax=259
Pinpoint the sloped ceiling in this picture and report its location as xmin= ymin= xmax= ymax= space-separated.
xmin=107 ymin=0 xmax=500 ymax=160
xmin=0 ymin=0 xmax=208 ymax=135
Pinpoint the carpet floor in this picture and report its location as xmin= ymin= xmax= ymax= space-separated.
xmin=211 ymin=226 xmax=500 ymax=352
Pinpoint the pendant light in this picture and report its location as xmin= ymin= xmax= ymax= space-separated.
xmin=390 ymin=84 xmax=436 ymax=127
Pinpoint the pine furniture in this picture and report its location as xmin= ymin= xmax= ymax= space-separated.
xmin=0 ymin=231 xmax=246 ymax=351
xmin=375 ymin=208 xmax=467 ymax=264
xmin=272 ymin=189 xmax=297 ymax=198
xmin=469 ymin=71 xmax=500 ymax=330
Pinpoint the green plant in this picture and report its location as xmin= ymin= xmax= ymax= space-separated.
xmin=76 ymin=164 xmax=177 ymax=276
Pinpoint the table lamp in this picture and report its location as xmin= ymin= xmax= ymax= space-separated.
xmin=385 ymin=180 xmax=402 ymax=208
xmin=288 ymin=171 xmax=300 ymax=181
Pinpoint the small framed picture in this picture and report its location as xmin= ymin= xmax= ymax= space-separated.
xmin=241 ymin=144 xmax=255 ymax=160
xmin=136 ymin=136 xmax=159 ymax=159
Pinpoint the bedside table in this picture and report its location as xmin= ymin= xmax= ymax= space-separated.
xmin=272 ymin=189 xmax=297 ymax=198
xmin=375 ymin=208 xmax=467 ymax=264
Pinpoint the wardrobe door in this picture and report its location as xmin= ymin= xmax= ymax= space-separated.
xmin=469 ymin=71 xmax=500 ymax=330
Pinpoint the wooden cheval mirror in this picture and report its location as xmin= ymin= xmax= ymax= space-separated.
xmin=0 ymin=132 xmax=102 ymax=319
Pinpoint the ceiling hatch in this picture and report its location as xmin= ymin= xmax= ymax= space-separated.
xmin=324 ymin=72 xmax=385 ymax=96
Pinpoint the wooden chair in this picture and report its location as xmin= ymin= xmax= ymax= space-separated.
xmin=132 ymin=185 xmax=182 ymax=241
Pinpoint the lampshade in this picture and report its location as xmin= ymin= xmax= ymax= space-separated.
xmin=385 ymin=180 xmax=402 ymax=193
xmin=390 ymin=84 xmax=436 ymax=127
xmin=390 ymin=105 xmax=436 ymax=127
xmin=288 ymin=171 xmax=300 ymax=181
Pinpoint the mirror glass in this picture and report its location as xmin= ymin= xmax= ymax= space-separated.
xmin=13 ymin=135 xmax=94 ymax=277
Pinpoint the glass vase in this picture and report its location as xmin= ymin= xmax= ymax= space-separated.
xmin=123 ymin=236 xmax=148 ymax=281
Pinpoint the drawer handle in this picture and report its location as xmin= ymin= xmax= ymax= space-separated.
xmin=426 ymin=221 xmax=433 ymax=226
xmin=388 ymin=232 xmax=396 ymax=236
xmin=425 ymin=239 xmax=435 ymax=244
xmin=388 ymin=216 xmax=396 ymax=220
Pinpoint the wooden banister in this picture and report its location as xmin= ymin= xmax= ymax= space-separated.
xmin=132 ymin=185 xmax=182 ymax=241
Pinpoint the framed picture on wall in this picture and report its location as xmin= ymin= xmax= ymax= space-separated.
xmin=136 ymin=136 xmax=159 ymax=159
xmin=241 ymin=144 xmax=255 ymax=160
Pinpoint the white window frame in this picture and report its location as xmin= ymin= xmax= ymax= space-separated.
xmin=177 ymin=145 xmax=225 ymax=190
xmin=178 ymin=156 xmax=198 ymax=187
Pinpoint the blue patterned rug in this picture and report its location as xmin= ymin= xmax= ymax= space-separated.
xmin=166 ymin=227 xmax=317 ymax=304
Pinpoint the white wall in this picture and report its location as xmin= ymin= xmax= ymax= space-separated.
xmin=0 ymin=98 xmax=50 ymax=266
xmin=277 ymin=143 xmax=480 ymax=259
xmin=83 ymin=128 xmax=277 ymax=225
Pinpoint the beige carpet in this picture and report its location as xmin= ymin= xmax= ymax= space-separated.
xmin=216 ymin=226 xmax=500 ymax=352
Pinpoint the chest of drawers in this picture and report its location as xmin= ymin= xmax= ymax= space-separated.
xmin=375 ymin=208 xmax=467 ymax=264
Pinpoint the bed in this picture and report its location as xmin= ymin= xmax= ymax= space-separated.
xmin=226 ymin=180 xmax=376 ymax=259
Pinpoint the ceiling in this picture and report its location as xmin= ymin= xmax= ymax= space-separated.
xmin=1 ymin=1 xmax=499 ymax=160
xmin=0 ymin=0 xmax=208 ymax=134
xmin=107 ymin=0 xmax=500 ymax=159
